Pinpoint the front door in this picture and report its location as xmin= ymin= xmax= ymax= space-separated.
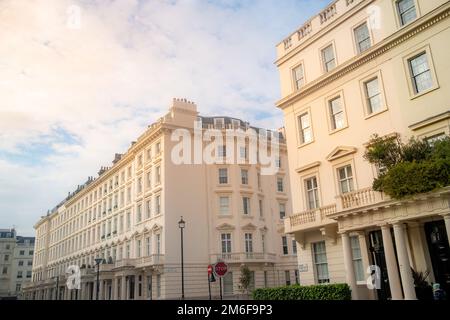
xmin=425 ymin=220 xmax=450 ymax=294
xmin=368 ymin=230 xmax=391 ymax=300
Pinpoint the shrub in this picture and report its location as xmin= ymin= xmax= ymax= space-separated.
xmin=252 ymin=283 xmax=351 ymax=300
xmin=365 ymin=135 xmax=450 ymax=199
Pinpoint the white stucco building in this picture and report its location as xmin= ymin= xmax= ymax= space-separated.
xmin=23 ymin=99 xmax=297 ymax=300
xmin=277 ymin=0 xmax=450 ymax=299
xmin=0 ymin=229 xmax=35 ymax=299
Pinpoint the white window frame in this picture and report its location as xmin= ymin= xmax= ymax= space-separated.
xmin=242 ymin=197 xmax=251 ymax=215
xmin=395 ymin=0 xmax=418 ymax=27
xmin=321 ymin=43 xmax=337 ymax=73
xmin=292 ymin=62 xmax=305 ymax=90
xmin=327 ymin=94 xmax=346 ymax=132
xmin=353 ymin=21 xmax=371 ymax=54
xmin=218 ymin=168 xmax=228 ymax=184
xmin=298 ymin=111 xmax=313 ymax=145
xmin=312 ymin=241 xmax=330 ymax=284
xmin=219 ymin=196 xmax=230 ymax=215
xmin=337 ymin=165 xmax=354 ymax=194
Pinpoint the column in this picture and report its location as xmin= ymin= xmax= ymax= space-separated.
xmin=442 ymin=214 xmax=450 ymax=248
xmin=356 ymin=231 xmax=376 ymax=300
xmin=113 ymin=278 xmax=119 ymax=300
xmin=380 ymin=224 xmax=403 ymax=300
xmin=408 ymin=222 xmax=436 ymax=282
xmin=341 ymin=233 xmax=359 ymax=300
xmin=122 ymin=276 xmax=127 ymax=300
xmin=93 ymin=280 xmax=98 ymax=300
xmin=134 ymin=275 xmax=140 ymax=300
xmin=79 ymin=283 xmax=83 ymax=300
xmin=393 ymin=223 xmax=416 ymax=300
xmin=142 ymin=272 xmax=148 ymax=300
xmin=99 ymin=279 xmax=104 ymax=300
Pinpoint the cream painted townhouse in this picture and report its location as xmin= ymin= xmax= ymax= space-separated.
xmin=0 ymin=229 xmax=35 ymax=300
xmin=23 ymin=99 xmax=297 ymax=300
xmin=277 ymin=0 xmax=450 ymax=299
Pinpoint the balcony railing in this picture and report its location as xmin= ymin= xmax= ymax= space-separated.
xmin=210 ymin=252 xmax=276 ymax=263
xmin=288 ymin=204 xmax=337 ymax=229
xmin=338 ymin=187 xmax=387 ymax=210
xmin=114 ymin=258 xmax=135 ymax=268
xmin=135 ymin=254 xmax=165 ymax=267
xmin=114 ymin=255 xmax=165 ymax=269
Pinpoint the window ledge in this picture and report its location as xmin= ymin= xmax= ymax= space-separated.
xmin=409 ymin=85 xmax=440 ymax=101
xmin=364 ymin=107 xmax=389 ymax=120
xmin=297 ymin=140 xmax=314 ymax=149
xmin=328 ymin=125 xmax=348 ymax=136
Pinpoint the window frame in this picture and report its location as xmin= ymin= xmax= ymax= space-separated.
xmin=395 ymin=0 xmax=419 ymax=27
xmin=304 ymin=176 xmax=320 ymax=210
xmin=312 ymin=241 xmax=330 ymax=284
xmin=325 ymin=91 xmax=348 ymax=134
xmin=297 ymin=110 xmax=314 ymax=146
xmin=321 ymin=43 xmax=337 ymax=73
xmin=219 ymin=196 xmax=231 ymax=216
xmin=359 ymin=71 xmax=388 ymax=118
xmin=403 ymin=45 xmax=439 ymax=99
xmin=291 ymin=62 xmax=306 ymax=91
xmin=337 ymin=164 xmax=355 ymax=194
xmin=218 ymin=168 xmax=228 ymax=185
xmin=353 ymin=21 xmax=372 ymax=54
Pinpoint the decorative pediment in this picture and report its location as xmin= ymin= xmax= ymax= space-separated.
xmin=296 ymin=161 xmax=321 ymax=174
xmin=241 ymin=223 xmax=257 ymax=231
xmin=216 ymin=223 xmax=235 ymax=231
xmin=326 ymin=146 xmax=357 ymax=161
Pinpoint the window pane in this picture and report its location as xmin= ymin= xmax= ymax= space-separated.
xmin=410 ymin=54 xmax=429 ymax=76
xmin=294 ymin=65 xmax=304 ymax=89
xmin=414 ymin=71 xmax=433 ymax=93
xmin=300 ymin=114 xmax=310 ymax=128
xmin=398 ymin=0 xmax=417 ymax=25
xmin=366 ymin=78 xmax=379 ymax=97
xmin=355 ymin=23 xmax=371 ymax=53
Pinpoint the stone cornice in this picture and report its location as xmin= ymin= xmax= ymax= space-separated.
xmin=64 ymin=125 xmax=163 ymax=208
xmin=275 ymin=0 xmax=374 ymax=67
xmin=276 ymin=4 xmax=450 ymax=110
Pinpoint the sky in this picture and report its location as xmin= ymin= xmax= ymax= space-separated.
xmin=0 ymin=0 xmax=330 ymax=236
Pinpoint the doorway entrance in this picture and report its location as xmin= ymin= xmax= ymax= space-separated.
xmin=368 ymin=230 xmax=391 ymax=300
xmin=425 ymin=220 xmax=450 ymax=295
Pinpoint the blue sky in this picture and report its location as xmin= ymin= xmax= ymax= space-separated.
xmin=0 ymin=0 xmax=330 ymax=236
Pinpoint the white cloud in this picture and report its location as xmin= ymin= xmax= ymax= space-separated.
xmin=0 ymin=0 xmax=328 ymax=235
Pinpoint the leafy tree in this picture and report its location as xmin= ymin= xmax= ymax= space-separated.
xmin=238 ymin=264 xmax=252 ymax=298
xmin=364 ymin=135 xmax=450 ymax=199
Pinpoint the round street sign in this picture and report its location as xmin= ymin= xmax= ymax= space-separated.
xmin=208 ymin=264 xmax=213 ymax=275
xmin=214 ymin=262 xmax=228 ymax=277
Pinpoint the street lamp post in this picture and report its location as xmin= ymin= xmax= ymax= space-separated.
xmin=178 ymin=217 xmax=186 ymax=300
xmin=94 ymin=258 xmax=103 ymax=300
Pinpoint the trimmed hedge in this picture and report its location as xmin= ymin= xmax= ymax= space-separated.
xmin=252 ymin=283 xmax=351 ymax=300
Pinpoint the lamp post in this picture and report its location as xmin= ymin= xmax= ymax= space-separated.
xmin=94 ymin=258 xmax=103 ymax=300
xmin=178 ymin=217 xmax=186 ymax=300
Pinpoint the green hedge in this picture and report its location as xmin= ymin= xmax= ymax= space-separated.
xmin=252 ymin=283 xmax=351 ymax=300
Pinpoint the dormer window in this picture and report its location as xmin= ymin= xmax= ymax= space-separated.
xmin=214 ymin=118 xmax=225 ymax=129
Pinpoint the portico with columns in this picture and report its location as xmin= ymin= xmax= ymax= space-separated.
xmin=328 ymin=187 xmax=450 ymax=300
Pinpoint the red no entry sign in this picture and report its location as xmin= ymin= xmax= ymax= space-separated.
xmin=214 ymin=262 xmax=228 ymax=277
xmin=207 ymin=264 xmax=213 ymax=275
